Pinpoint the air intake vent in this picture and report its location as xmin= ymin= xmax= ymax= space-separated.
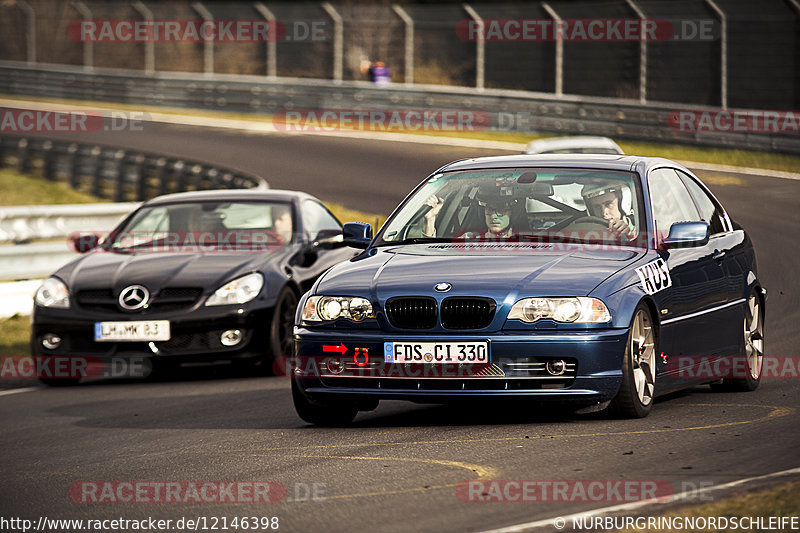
xmin=441 ymin=297 xmax=496 ymax=329
xmin=385 ymin=297 xmax=437 ymax=329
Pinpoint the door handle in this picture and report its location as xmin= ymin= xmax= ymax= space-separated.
xmin=712 ymin=250 xmax=726 ymax=261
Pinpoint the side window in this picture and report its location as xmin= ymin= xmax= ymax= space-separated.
xmin=648 ymin=168 xmax=701 ymax=238
xmin=675 ymin=170 xmax=727 ymax=235
xmin=301 ymin=200 xmax=342 ymax=238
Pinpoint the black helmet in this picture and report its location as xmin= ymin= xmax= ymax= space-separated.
xmin=475 ymin=181 xmax=518 ymax=211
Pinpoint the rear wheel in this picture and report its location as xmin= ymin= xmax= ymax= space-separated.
xmin=712 ymin=290 xmax=763 ymax=392
xmin=609 ymin=304 xmax=656 ymax=418
xmin=292 ymin=379 xmax=358 ymax=427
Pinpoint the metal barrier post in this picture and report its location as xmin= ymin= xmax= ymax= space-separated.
xmin=68 ymin=144 xmax=80 ymax=190
xmin=462 ymin=4 xmax=485 ymax=90
xmin=321 ymin=2 xmax=343 ymax=82
xmin=192 ymin=2 xmax=215 ymax=75
xmin=42 ymin=141 xmax=56 ymax=181
xmin=705 ymin=0 xmax=727 ymax=109
xmin=541 ymin=2 xmax=563 ymax=97
xmin=132 ymin=1 xmax=155 ymax=74
xmin=626 ymin=0 xmax=647 ymax=103
xmin=73 ymin=2 xmax=94 ymax=71
xmin=17 ymin=0 xmax=36 ymax=65
xmin=254 ymin=3 xmax=278 ymax=79
xmin=392 ymin=5 xmax=414 ymax=85
xmin=90 ymin=146 xmax=103 ymax=198
xmin=17 ymin=138 xmax=31 ymax=174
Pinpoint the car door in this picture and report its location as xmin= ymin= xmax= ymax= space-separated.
xmin=647 ymin=168 xmax=730 ymax=386
xmin=293 ymin=200 xmax=359 ymax=292
xmin=676 ymin=169 xmax=744 ymax=356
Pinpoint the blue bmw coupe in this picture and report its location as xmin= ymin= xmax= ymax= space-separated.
xmin=291 ymin=154 xmax=765 ymax=425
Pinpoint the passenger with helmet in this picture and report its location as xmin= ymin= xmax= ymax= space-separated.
xmin=580 ymin=181 xmax=637 ymax=240
xmin=421 ymin=181 xmax=523 ymax=238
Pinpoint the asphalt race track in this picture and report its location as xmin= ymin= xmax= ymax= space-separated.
xmin=1 ymin=122 xmax=799 ymax=532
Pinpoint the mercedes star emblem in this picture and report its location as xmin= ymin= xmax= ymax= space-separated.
xmin=119 ymin=285 xmax=149 ymax=310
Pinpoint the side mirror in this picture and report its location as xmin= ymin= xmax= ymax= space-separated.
xmin=663 ymin=221 xmax=709 ymax=248
xmin=313 ymin=228 xmax=344 ymax=249
xmin=69 ymin=232 xmax=100 ymax=253
xmin=342 ymin=222 xmax=373 ymax=249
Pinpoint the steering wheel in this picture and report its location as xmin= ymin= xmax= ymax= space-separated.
xmin=548 ymin=214 xmax=609 ymax=231
xmin=568 ymin=216 xmax=611 ymax=228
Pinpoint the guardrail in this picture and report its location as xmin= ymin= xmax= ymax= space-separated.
xmin=0 ymin=132 xmax=268 ymax=207
xmin=0 ymin=203 xmax=137 ymax=244
xmin=2 ymin=61 xmax=799 ymax=154
xmin=0 ymin=242 xmax=75 ymax=282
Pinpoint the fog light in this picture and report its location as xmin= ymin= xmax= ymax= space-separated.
xmin=546 ymin=359 xmax=566 ymax=376
xmin=326 ymin=359 xmax=343 ymax=375
xmin=220 ymin=329 xmax=243 ymax=347
xmin=42 ymin=333 xmax=61 ymax=350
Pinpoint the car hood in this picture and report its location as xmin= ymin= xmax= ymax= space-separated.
xmin=55 ymin=250 xmax=273 ymax=294
xmin=317 ymin=244 xmax=644 ymax=300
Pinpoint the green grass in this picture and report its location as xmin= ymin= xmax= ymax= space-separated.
xmin=621 ymin=480 xmax=800 ymax=532
xmin=0 ymin=168 xmax=386 ymax=231
xmin=0 ymin=315 xmax=30 ymax=357
xmin=0 ymin=168 xmax=104 ymax=205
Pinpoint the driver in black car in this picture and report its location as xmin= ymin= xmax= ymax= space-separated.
xmin=580 ymin=182 xmax=637 ymax=240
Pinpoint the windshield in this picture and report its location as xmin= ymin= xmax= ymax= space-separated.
xmin=375 ymin=168 xmax=644 ymax=247
xmin=109 ymin=200 xmax=294 ymax=252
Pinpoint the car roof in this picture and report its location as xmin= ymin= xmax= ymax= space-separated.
xmin=143 ymin=188 xmax=314 ymax=206
xmin=524 ymin=136 xmax=624 ymax=154
xmin=440 ymin=154 xmax=686 ymax=175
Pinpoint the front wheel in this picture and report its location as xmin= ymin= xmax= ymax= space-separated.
xmin=263 ymin=287 xmax=298 ymax=368
xmin=292 ymin=379 xmax=357 ymax=427
xmin=609 ymin=304 xmax=657 ymax=418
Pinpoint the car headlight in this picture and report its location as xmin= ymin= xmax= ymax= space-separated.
xmin=205 ymin=273 xmax=264 ymax=306
xmin=34 ymin=277 xmax=70 ymax=309
xmin=508 ymin=297 xmax=611 ymax=323
xmin=302 ymin=296 xmax=375 ymax=323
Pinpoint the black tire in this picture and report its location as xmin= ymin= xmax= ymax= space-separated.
xmin=609 ymin=304 xmax=657 ymax=418
xmin=292 ymin=379 xmax=357 ymax=427
xmin=264 ymin=286 xmax=299 ymax=367
xmin=38 ymin=377 xmax=80 ymax=387
xmin=711 ymin=290 xmax=763 ymax=392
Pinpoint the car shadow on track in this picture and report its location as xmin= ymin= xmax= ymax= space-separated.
xmin=44 ymin=374 xmax=716 ymax=431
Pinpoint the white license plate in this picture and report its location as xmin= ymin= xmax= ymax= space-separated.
xmin=94 ymin=320 xmax=170 ymax=342
xmin=384 ymin=341 xmax=488 ymax=364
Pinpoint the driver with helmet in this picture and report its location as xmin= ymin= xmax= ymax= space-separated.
xmin=580 ymin=181 xmax=636 ymax=240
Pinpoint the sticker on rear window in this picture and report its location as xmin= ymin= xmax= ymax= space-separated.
xmin=635 ymin=258 xmax=672 ymax=295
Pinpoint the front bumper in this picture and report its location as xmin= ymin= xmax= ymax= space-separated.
xmin=31 ymin=304 xmax=274 ymax=362
xmin=293 ymin=327 xmax=628 ymax=404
